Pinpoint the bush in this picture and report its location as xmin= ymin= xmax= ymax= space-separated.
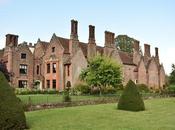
xmin=0 ymin=71 xmax=27 ymax=129
xmin=166 ymin=84 xmax=175 ymax=94
xmin=74 ymin=81 xmax=90 ymax=95
xmin=136 ymin=84 xmax=150 ymax=93
xmin=101 ymin=86 xmax=117 ymax=94
xmin=90 ymin=87 xmax=101 ymax=95
xmin=118 ymin=80 xmax=145 ymax=111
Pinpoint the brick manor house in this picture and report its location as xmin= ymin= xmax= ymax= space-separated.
xmin=0 ymin=20 xmax=166 ymax=90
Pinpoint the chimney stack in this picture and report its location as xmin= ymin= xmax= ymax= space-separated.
xmin=70 ymin=19 xmax=78 ymax=39
xmin=88 ymin=25 xmax=95 ymax=44
xmin=144 ymin=44 xmax=151 ymax=57
xmin=6 ymin=34 xmax=18 ymax=47
xmin=105 ymin=31 xmax=115 ymax=47
xmin=155 ymin=47 xmax=159 ymax=57
xmin=133 ymin=40 xmax=140 ymax=52
xmin=88 ymin=25 xmax=96 ymax=59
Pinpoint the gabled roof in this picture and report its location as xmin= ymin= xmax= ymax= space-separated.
xmin=79 ymin=42 xmax=88 ymax=57
xmin=56 ymin=36 xmax=70 ymax=53
xmin=54 ymin=35 xmax=104 ymax=57
xmin=118 ymin=51 xmax=135 ymax=65
xmin=40 ymin=41 xmax=49 ymax=51
xmin=146 ymin=56 xmax=160 ymax=71
xmin=49 ymin=34 xmax=138 ymax=66
xmin=79 ymin=42 xmax=104 ymax=57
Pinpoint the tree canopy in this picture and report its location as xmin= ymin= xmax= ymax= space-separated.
xmin=169 ymin=64 xmax=175 ymax=84
xmin=80 ymin=55 xmax=122 ymax=89
xmin=115 ymin=35 xmax=142 ymax=54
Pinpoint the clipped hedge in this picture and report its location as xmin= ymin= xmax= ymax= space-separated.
xmin=118 ymin=80 xmax=145 ymax=111
xmin=15 ymin=88 xmax=59 ymax=95
xmin=0 ymin=71 xmax=27 ymax=129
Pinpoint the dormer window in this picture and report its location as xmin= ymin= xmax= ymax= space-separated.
xmin=21 ymin=53 xmax=26 ymax=59
xmin=52 ymin=47 xmax=55 ymax=52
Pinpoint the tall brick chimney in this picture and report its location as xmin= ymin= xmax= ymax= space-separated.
xmin=155 ymin=47 xmax=159 ymax=57
xmin=70 ymin=19 xmax=78 ymax=39
xmin=144 ymin=44 xmax=151 ymax=57
xmin=88 ymin=25 xmax=96 ymax=59
xmin=155 ymin=47 xmax=159 ymax=64
xmin=133 ymin=40 xmax=140 ymax=52
xmin=69 ymin=19 xmax=79 ymax=55
xmin=6 ymin=34 xmax=18 ymax=47
xmin=105 ymin=31 xmax=115 ymax=47
xmin=88 ymin=25 xmax=95 ymax=44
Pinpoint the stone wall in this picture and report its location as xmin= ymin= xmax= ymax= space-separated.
xmin=138 ymin=59 xmax=147 ymax=85
xmin=147 ymin=59 xmax=159 ymax=89
xmin=71 ymin=48 xmax=87 ymax=86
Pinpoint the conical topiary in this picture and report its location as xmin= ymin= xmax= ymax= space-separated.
xmin=0 ymin=71 xmax=27 ymax=129
xmin=118 ymin=80 xmax=145 ymax=111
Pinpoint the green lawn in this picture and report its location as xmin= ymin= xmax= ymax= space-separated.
xmin=26 ymin=98 xmax=175 ymax=130
xmin=18 ymin=94 xmax=118 ymax=105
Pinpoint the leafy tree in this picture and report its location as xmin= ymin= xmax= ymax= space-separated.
xmin=115 ymin=35 xmax=142 ymax=54
xmin=118 ymin=80 xmax=145 ymax=111
xmin=80 ymin=55 xmax=122 ymax=94
xmin=0 ymin=71 xmax=27 ymax=129
xmin=169 ymin=64 xmax=175 ymax=84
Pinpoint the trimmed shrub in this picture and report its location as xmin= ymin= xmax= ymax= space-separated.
xmin=118 ymin=80 xmax=145 ymax=111
xmin=63 ymin=81 xmax=71 ymax=102
xmin=0 ymin=71 xmax=27 ymax=129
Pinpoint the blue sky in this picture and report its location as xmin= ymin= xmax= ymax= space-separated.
xmin=0 ymin=0 xmax=175 ymax=74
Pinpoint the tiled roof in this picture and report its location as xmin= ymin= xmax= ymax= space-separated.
xmin=56 ymin=37 xmax=70 ymax=53
xmin=40 ymin=41 xmax=49 ymax=51
xmin=53 ymin=35 xmax=136 ymax=66
xmin=96 ymin=46 xmax=104 ymax=55
xmin=79 ymin=42 xmax=104 ymax=57
xmin=118 ymin=51 xmax=135 ymax=65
